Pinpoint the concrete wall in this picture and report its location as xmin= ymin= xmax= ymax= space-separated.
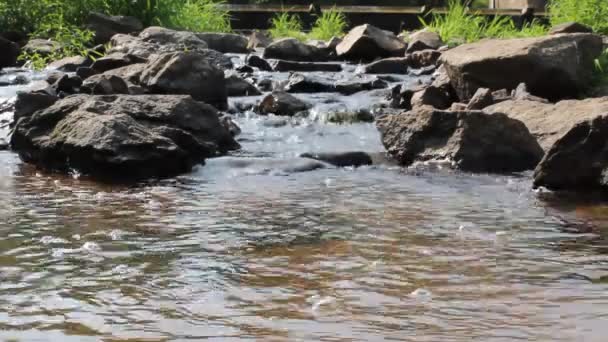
xmin=489 ymin=0 xmax=547 ymax=9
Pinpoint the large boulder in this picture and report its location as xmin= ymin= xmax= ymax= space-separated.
xmin=440 ymin=33 xmax=603 ymax=101
xmin=533 ymin=115 xmax=608 ymax=191
xmin=10 ymin=94 xmax=239 ymax=179
xmin=0 ymin=36 xmax=20 ymax=69
xmin=406 ymin=30 xmax=444 ymax=53
xmin=86 ymin=12 xmax=143 ymax=44
xmin=81 ymin=74 xmax=129 ymax=95
xmin=263 ymin=38 xmax=327 ymax=62
xmin=484 ymin=97 xmax=608 ymax=151
xmin=376 ymin=107 xmax=543 ymax=172
xmin=196 ymin=33 xmax=249 ymax=53
xmin=140 ymin=51 xmax=227 ymax=110
xmin=336 ymin=24 xmax=407 ymax=61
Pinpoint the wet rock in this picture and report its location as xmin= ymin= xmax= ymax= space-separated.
xmin=336 ymin=24 xmax=407 ymax=61
xmin=14 ymin=90 xmax=58 ymax=121
xmin=263 ymin=38 xmax=328 ymax=62
xmin=91 ymin=52 xmax=147 ymax=73
xmin=212 ymin=157 xmax=327 ymax=174
xmin=196 ymin=33 xmax=249 ymax=53
xmin=86 ymin=12 xmax=143 ymax=44
xmin=285 ymin=73 xmax=388 ymax=95
xmin=485 ymin=97 xmax=608 ymax=151
xmin=407 ymin=49 xmax=442 ymax=68
xmin=257 ymin=78 xmax=274 ymax=92
xmin=533 ymin=115 xmax=608 ymax=191
xmin=11 ymin=94 xmax=239 ymax=179
xmin=324 ymin=109 xmax=374 ymax=123
xmin=219 ymin=115 xmax=242 ymax=136
xmin=76 ymin=67 xmax=96 ymax=80
xmin=549 ymin=22 xmax=593 ymax=35
xmin=246 ymin=55 xmax=272 ymax=71
xmin=226 ymin=75 xmax=261 ymax=97
xmin=300 ymin=151 xmax=373 ymax=168
xmin=81 ymin=74 xmax=129 ymax=95
xmin=0 ymin=36 xmax=20 ymax=69
xmin=363 ymin=57 xmax=409 ymax=74
xmin=54 ymin=74 xmax=83 ymax=94
xmin=48 ymin=56 xmax=89 ymax=72
xmin=140 ymin=51 xmax=227 ymax=110
xmin=466 ymin=88 xmax=494 ymax=110
xmin=440 ymin=33 xmax=603 ymax=101
xmin=257 ymin=92 xmax=310 ymax=116
xmin=236 ymin=65 xmax=254 ymax=74
xmin=410 ymin=86 xmax=452 ymax=109
xmin=406 ymin=30 xmax=444 ymax=53
xmin=376 ymin=107 xmax=543 ymax=172
xmin=23 ymin=39 xmax=62 ymax=57
xmin=247 ymin=31 xmax=272 ymax=50
xmin=271 ymin=60 xmax=342 ymax=72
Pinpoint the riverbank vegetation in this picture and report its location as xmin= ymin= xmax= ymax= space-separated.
xmin=268 ymin=8 xmax=347 ymax=41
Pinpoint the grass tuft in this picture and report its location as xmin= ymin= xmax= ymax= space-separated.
xmin=309 ymin=7 xmax=347 ymax=41
xmin=268 ymin=12 xmax=306 ymax=41
xmin=549 ymin=0 xmax=608 ymax=35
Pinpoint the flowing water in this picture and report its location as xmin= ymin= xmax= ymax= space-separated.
xmin=1 ymin=65 xmax=608 ymax=341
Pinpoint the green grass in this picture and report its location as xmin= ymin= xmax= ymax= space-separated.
xmin=549 ymin=0 xmax=608 ymax=34
xmin=168 ymin=0 xmax=232 ymax=33
xmin=268 ymin=12 xmax=306 ymax=40
xmin=592 ymin=48 xmax=608 ymax=87
xmin=309 ymin=7 xmax=348 ymax=40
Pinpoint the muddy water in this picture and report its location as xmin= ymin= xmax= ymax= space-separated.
xmin=1 ymin=67 xmax=608 ymax=341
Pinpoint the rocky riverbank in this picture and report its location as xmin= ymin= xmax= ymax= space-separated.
xmin=1 ymin=15 xmax=608 ymax=193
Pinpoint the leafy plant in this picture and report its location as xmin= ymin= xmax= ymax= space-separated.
xmin=170 ymin=0 xmax=232 ymax=32
xmin=549 ymin=0 xmax=608 ymax=34
xmin=592 ymin=48 xmax=608 ymax=87
xmin=268 ymin=12 xmax=306 ymax=40
xmin=309 ymin=7 xmax=347 ymax=40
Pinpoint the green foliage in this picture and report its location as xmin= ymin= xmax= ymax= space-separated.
xmin=419 ymin=0 xmax=547 ymax=46
xmin=592 ymin=48 xmax=608 ymax=87
xmin=549 ymin=0 xmax=608 ymax=34
xmin=268 ymin=12 xmax=306 ymax=40
xmin=309 ymin=7 xmax=347 ymax=40
xmin=169 ymin=0 xmax=231 ymax=32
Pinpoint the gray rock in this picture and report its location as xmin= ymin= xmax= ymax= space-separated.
xmin=86 ymin=12 xmax=143 ymax=44
xmin=11 ymin=94 xmax=239 ymax=179
xmin=407 ymin=49 xmax=442 ymax=68
xmin=54 ymin=74 xmax=83 ymax=94
xmin=376 ymin=107 xmax=543 ymax=172
xmin=139 ymin=26 xmax=208 ymax=48
xmin=196 ymin=32 xmax=249 ymax=53
xmin=271 ymin=60 xmax=342 ymax=72
xmin=91 ymin=52 xmax=147 ymax=73
xmin=247 ymin=31 xmax=273 ymax=50
xmin=246 ymin=55 xmax=272 ymax=71
xmin=466 ymin=88 xmax=494 ymax=110
xmin=363 ymin=57 xmax=409 ymax=74
xmin=549 ymin=22 xmax=593 ymax=35
xmin=440 ymin=33 xmax=604 ymax=101
xmin=22 ymin=39 xmax=61 ymax=57
xmin=0 ymin=36 xmax=20 ymax=69
xmin=406 ymin=30 xmax=444 ymax=52
xmin=219 ymin=115 xmax=242 ymax=136
xmin=82 ymin=74 xmax=129 ymax=95
xmin=48 ymin=56 xmax=89 ymax=72
xmin=76 ymin=67 xmax=96 ymax=80
xmin=226 ymin=75 xmax=261 ymax=96
xmin=263 ymin=38 xmax=328 ymax=62
xmin=140 ymin=51 xmax=227 ymax=110
xmin=257 ymin=92 xmax=310 ymax=116
xmin=511 ymin=82 xmax=549 ymax=103
xmin=410 ymin=85 xmax=452 ymax=109
xmin=336 ymin=24 xmax=407 ymax=61
xmin=14 ymin=89 xmax=58 ymax=121
xmin=300 ymin=151 xmax=373 ymax=167
xmin=101 ymin=63 xmax=146 ymax=84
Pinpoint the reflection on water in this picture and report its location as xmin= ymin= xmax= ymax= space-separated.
xmin=1 ymin=69 xmax=608 ymax=341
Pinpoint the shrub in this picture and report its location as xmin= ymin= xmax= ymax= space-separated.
xmin=309 ymin=7 xmax=347 ymax=40
xmin=549 ymin=0 xmax=608 ymax=34
xmin=268 ymin=12 xmax=306 ymax=40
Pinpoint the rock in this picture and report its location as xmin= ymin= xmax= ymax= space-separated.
xmin=76 ymin=67 xmax=96 ymax=80
xmin=246 ymin=55 xmax=272 ymax=71
xmin=327 ymin=37 xmax=342 ymax=50
xmin=466 ymin=88 xmax=494 ymax=110
xmin=139 ymin=26 xmax=207 ymax=48
xmin=225 ymin=75 xmax=261 ymax=96
xmin=140 ymin=51 xmax=227 ymax=110
xmin=257 ymin=92 xmax=310 ymax=116
xmin=100 ymin=63 xmax=146 ymax=84
xmin=0 ymin=36 xmax=19 ymax=69
xmin=48 ymin=56 xmax=89 ymax=72
xmin=407 ymin=49 xmax=442 ymax=68
xmin=257 ymin=78 xmax=274 ymax=92
xmin=485 ymin=97 xmax=608 ymax=151
xmin=271 ymin=60 xmax=342 ymax=72
xmin=14 ymin=90 xmax=58 ymax=121
xmin=284 ymin=73 xmax=388 ymax=95
xmin=81 ymin=74 xmax=129 ymax=95
xmin=533 ymin=115 xmax=608 ymax=191
xmin=491 ymin=89 xmax=512 ymax=103
xmin=363 ymin=57 xmax=409 ymax=74
xmin=549 ymin=22 xmax=593 ymax=35
xmin=236 ymin=65 xmax=254 ymax=74
xmin=300 ymin=151 xmax=373 ymax=167
xmin=209 ymin=156 xmax=327 ymax=174
xmin=410 ymin=86 xmax=452 ymax=109
xmin=91 ymin=53 xmax=147 ymax=73
xmin=376 ymin=107 xmax=543 ymax=172
xmin=46 ymin=71 xmax=66 ymax=85
xmin=196 ymin=33 xmax=249 ymax=53
xmin=511 ymin=82 xmax=549 ymax=103
xmin=324 ymin=109 xmax=374 ymax=123
xmin=263 ymin=38 xmax=327 ymax=62
xmin=0 ymin=139 xmax=8 ymax=151
xmin=389 ymin=84 xmax=422 ymax=109
xmin=219 ymin=115 xmax=241 ymax=136
xmin=406 ymin=30 xmax=444 ymax=53
xmin=11 ymin=94 xmax=239 ymax=179
xmin=86 ymin=12 xmax=143 ymax=44
xmin=440 ymin=33 xmax=603 ymax=101
xmin=336 ymin=24 xmax=407 ymax=61
xmin=247 ymin=31 xmax=272 ymax=50
xmin=450 ymin=102 xmax=468 ymax=111
xmin=54 ymin=74 xmax=83 ymax=94
xmin=22 ymin=39 xmax=61 ymax=57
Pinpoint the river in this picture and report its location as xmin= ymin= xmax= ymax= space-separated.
xmin=0 ymin=65 xmax=607 ymax=341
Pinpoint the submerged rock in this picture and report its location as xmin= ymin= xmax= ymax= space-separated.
xmin=284 ymin=73 xmax=388 ymax=95
xmin=271 ymin=60 xmax=342 ymax=72
xmin=336 ymin=24 xmax=407 ymax=61
xmin=11 ymin=94 xmax=239 ymax=179
xmin=257 ymin=92 xmax=310 ymax=116
xmin=363 ymin=57 xmax=409 ymax=74
xmin=440 ymin=33 xmax=603 ymax=101
xmin=140 ymin=51 xmax=227 ymax=110
xmin=300 ymin=151 xmax=373 ymax=167
xmin=263 ymin=38 xmax=327 ymax=62
xmin=225 ymin=75 xmax=261 ymax=97
xmin=376 ymin=107 xmax=543 ymax=172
